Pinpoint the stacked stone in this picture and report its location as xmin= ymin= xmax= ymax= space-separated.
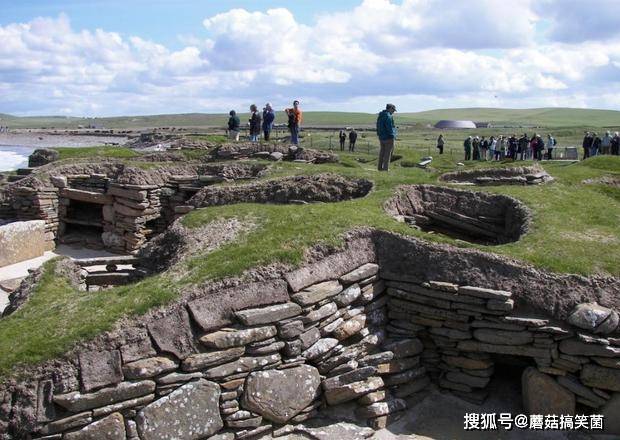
xmin=66 ymin=174 xmax=108 ymax=193
xmin=5 ymin=185 xmax=59 ymax=247
xmin=105 ymin=183 xmax=162 ymax=252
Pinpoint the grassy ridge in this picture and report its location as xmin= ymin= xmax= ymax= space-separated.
xmin=3 ymin=107 xmax=620 ymax=129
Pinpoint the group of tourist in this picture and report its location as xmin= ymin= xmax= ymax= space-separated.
xmin=457 ymin=133 xmax=557 ymax=162
xmin=227 ymin=100 xmax=303 ymax=145
xmin=338 ymin=129 xmax=358 ymax=152
xmin=582 ymin=131 xmax=620 ymax=159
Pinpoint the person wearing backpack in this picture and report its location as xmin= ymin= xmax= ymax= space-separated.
xmin=546 ymin=134 xmax=555 ymax=160
xmin=285 ymin=100 xmax=303 ymax=145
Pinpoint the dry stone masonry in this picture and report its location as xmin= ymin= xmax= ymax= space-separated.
xmin=0 ymin=231 xmax=619 ymax=438
xmin=440 ymin=165 xmax=554 ymax=186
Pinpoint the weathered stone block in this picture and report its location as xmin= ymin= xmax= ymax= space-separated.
xmin=136 ymin=379 xmax=222 ymax=440
xmin=0 ymin=220 xmax=47 ymax=266
xmin=291 ymin=281 xmax=343 ymax=307
xmin=200 ymin=326 xmax=277 ymax=349
xmin=54 ymin=380 xmax=156 ymax=412
xmin=340 ymin=263 xmax=379 ymax=284
xmin=324 ymin=376 xmax=384 ymax=405
xmin=147 ymin=308 xmax=196 ymax=359
xmin=64 ymin=412 xmax=125 ymax=440
xmin=242 ymin=365 xmax=321 ymax=423
xmin=122 ymin=357 xmax=178 ymax=379
xmin=580 ymin=364 xmax=620 ymax=392
xmin=78 ymin=350 xmax=123 ymax=392
xmin=522 ymin=367 xmax=575 ymax=415
xmin=473 ymin=329 xmax=533 ymax=346
xmin=182 ymin=347 xmax=245 ymax=372
xmin=235 ymin=303 xmax=302 ymax=326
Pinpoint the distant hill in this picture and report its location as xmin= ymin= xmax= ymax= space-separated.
xmin=1 ymin=108 xmax=618 ymax=129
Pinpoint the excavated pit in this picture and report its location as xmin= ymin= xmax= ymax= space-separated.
xmin=440 ymin=165 xmax=553 ymax=186
xmin=188 ymin=173 xmax=373 ymax=208
xmin=1 ymin=230 xmax=619 ymax=439
xmin=386 ymin=185 xmax=531 ymax=245
xmin=0 ymin=162 xmax=269 ymax=254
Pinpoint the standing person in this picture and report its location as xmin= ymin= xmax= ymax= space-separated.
xmin=436 ymin=134 xmax=445 ymax=155
xmin=262 ymin=103 xmax=275 ymax=141
xmin=227 ymin=110 xmax=240 ymax=141
xmin=536 ymin=134 xmax=545 ymax=160
xmin=349 ymin=129 xmax=358 ymax=152
xmin=464 ymin=136 xmax=472 ymax=161
xmin=339 ymin=130 xmax=346 ymax=151
xmin=496 ymin=136 xmax=504 ymax=160
xmin=284 ymin=100 xmax=303 ymax=145
xmin=489 ymin=136 xmax=497 ymax=161
xmin=590 ymin=132 xmax=601 ymax=157
xmin=529 ymin=135 xmax=538 ymax=160
xmin=546 ymin=134 xmax=555 ymax=160
xmin=612 ymin=132 xmax=620 ymax=156
xmin=472 ymin=136 xmax=480 ymax=160
xmin=249 ymin=104 xmax=262 ymax=142
xmin=479 ymin=136 xmax=488 ymax=161
xmin=508 ymin=134 xmax=518 ymax=159
xmin=518 ymin=133 xmax=529 ymax=160
xmin=601 ymin=131 xmax=613 ymax=155
xmin=376 ymin=103 xmax=397 ymax=171
xmin=582 ymin=131 xmax=592 ymax=160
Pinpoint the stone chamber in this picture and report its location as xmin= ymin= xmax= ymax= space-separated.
xmin=1 ymin=229 xmax=619 ymax=439
xmin=385 ymin=184 xmax=531 ymax=245
xmin=439 ymin=165 xmax=554 ymax=186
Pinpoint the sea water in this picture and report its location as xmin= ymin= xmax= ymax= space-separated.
xmin=0 ymin=145 xmax=31 ymax=171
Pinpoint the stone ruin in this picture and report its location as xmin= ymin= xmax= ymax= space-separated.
xmin=385 ymin=185 xmax=531 ymax=245
xmin=440 ymin=165 xmax=554 ymax=186
xmin=0 ymin=162 xmax=269 ymax=254
xmin=1 ymin=230 xmax=619 ymax=438
xmin=213 ymin=143 xmax=339 ymax=164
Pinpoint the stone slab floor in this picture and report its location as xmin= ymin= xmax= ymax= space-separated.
xmin=263 ymin=374 xmax=612 ymax=440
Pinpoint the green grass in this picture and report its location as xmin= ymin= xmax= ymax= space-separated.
xmin=53 ymin=146 xmax=138 ymax=160
xmin=0 ymin=132 xmax=619 ymax=377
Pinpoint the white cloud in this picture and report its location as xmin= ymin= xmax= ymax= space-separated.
xmin=0 ymin=2 xmax=619 ymax=116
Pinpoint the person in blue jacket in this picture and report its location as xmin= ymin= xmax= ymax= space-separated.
xmin=262 ymin=103 xmax=275 ymax=141
xmin=376 ymin=103 xmax=397 ymax=171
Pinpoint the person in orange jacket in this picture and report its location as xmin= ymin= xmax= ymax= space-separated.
xmin=285 ymin=100 xmax=303 ymax=145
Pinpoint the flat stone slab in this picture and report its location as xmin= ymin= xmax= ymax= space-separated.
xmin=559 ymin=339 xmax=620 ymax=357
xmin=182 ymin=347 xmax=245 ymax=372
xmin=136 ymin=379 xmax=222 ymax=440
xmin=291 ymin=281 xmax=343 ymax=307
xmin=339 ymin=263 xmax=379 ymax=284
xmin=473 ymin=329 xmax=534 ymax=346
xmin=580 ymin=364 xmax=620 ymax=392
xmin=242 ymin=365 xmax=321 ymax=423
xmin=458 ymin=286 xmax=512 ymax=300
xmin=188 ymin=280 xmax=289 ymax=332
xmin=64 ymin=412 xmax=126 ymax=440
xmin=54 ymin=380 xmax=156 ymax=412
xmin=458 ymin=340 xmax=551 ymax=360
xmin=324 ymin=376 xmax=384 ymax=405
xmin=204 ymin=354 xmax=281 ymax=379
xmin=200 ymin=326 xmax=277 ymax=349
xmin=235 ymin=303 xmax=302 ymax=326
xmin=122 ymin=357 xmax=178 ymax=379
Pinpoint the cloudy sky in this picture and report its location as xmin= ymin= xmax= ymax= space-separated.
xmin=1 ymin=0 xmax=619 ymax=116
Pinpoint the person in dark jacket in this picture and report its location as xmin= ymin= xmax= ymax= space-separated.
xmin=518 ymin=133 xmax=529 ymax=160
xmin=348 ymin=129 xmax=358 ymax=152
xmin=339 ymin=130 xmax=346 ymax=151
xmin=508 ymin=134 xmax=518 ymax=159
xmin=463 ymin=136 xmax=472 ymax=161
xmin=249 ymin=104 xmax=262 ymax=142
xmin=612 ymin=132 xmax=620 ymax=156
xmin=227 ymin=110 xmax=240 ymax=141
xmin=479 ymin=136 xmax=488 ymax=161
xmin=472 ymin=136 xmax=480 ymax=160
xmin=376 ymin=104 xmax=397 ymax=171
xmin=590 ymin=132 xmax=601 ymax=157
xmin=582 ymin=132 xmax=592 ymax=159
xmin=437 ymin=134 xmax=445 ymax=154
xmin=262 ymin=103 xmax=275 ymax=141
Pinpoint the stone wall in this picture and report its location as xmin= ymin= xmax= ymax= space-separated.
xmin=0 ymin=220 xmax=48 ymax=266
xmin=0 ymin=231 xmax=619 ymax=438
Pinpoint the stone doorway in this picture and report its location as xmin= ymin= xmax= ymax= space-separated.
xmin=59 ymin=199 xmax=105 ymax=249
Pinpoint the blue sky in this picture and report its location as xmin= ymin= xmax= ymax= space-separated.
xmin=1 ymin=0 xmax=619 ymax=116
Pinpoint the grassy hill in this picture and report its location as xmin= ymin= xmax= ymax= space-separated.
xmin=2 ymin=108 xmax=619 ymax=130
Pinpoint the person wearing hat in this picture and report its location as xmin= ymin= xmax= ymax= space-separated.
xmin=227 ymin=110 xmax=240 ymax=141
xmin=376 ymin=103 xmax=397 ymax=171
xmin=262 ymin=103 xmax=275 ymax=141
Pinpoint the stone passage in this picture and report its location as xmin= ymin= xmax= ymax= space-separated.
xmin=386 ymin=185 xmax=531 ymax=244
xmin=440 ymin=165 xmax=553 ymax=186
